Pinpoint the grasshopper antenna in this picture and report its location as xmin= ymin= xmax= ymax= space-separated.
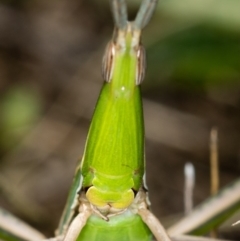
xmin=110 ymin=0 xmax=128 ymax=29
xmin=134 ymin=0 xmax=158 ymax=29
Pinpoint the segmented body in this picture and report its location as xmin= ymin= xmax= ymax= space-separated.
xmin=81 ymin=56 xmax=145 ymax=210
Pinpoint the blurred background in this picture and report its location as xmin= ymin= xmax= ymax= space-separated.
xmin=0 ymin=0 xmax=240 ymax=238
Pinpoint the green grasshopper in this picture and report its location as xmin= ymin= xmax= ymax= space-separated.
xmin=49 ymin=0 xmax=171 ymax=240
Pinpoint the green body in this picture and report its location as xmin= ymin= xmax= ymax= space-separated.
xmin=57 ymin=28 xmax=147 ymax=239
xmin=75 ymin=39 xmax=146 ymax=238
xmin=82 ymin=80 xmax=144 ymax=208
xmin=77 ymin=211 xmax=151 ymax=241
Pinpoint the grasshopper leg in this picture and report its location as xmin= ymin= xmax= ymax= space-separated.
xmin=138 ymin=208 xmax=171 ymax=241
xmin=134 ymin=189 xmax=171 ymax=241
xmin=63 ymin=202 xmax=92 ymax=241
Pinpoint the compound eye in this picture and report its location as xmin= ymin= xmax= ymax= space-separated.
xmin=136 ymin=45 xmax=146 ymax=85
xmin=102 ymin=42 xmax=115 ymax=82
